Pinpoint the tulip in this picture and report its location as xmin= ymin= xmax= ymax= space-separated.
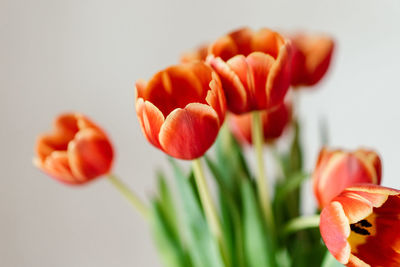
xmin=34 ymin=113 xmax=114 ymax=185
xmin=320 ymin=184 xmax=400 ymax=266
xmin=229 ymin=101 xmax=291 ymax=144
xmin=135 ymin=61 xmax=226 ymax=160
xmin=180 ymin=43 xmax=209 ymax=63
xmin=290 ymin=33 xmax=335 ymax=87
xmin=207 ymin=27 xmax=292 ymax=114
xmin=313 ymin=148 xmax=382 ymax=208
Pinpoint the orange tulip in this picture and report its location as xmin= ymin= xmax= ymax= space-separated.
xmin=290 ymin=33 xmax=334 ymax=87
xmin=313 ymin=148 xmax=382 ymax=208
xmin=207 ymin=27 xmax=292 ymax=114
xmin=180 ymin=43 xmax=209 ymax=63
xmin=135 ymin=61 xmax=226 ymax=160
xmin=320 ymin=184 xmax=400 ymax=266
xmin=229 ymin=101 xmax=291 ymax=144
xmin=34 ymin=113 xmax=114 ymax=185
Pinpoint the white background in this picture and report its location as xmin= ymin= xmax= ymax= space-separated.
xmin=1 ymin=0 xmax=400 ymax=266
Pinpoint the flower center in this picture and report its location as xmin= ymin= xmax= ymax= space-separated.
xmin=347 ymin=213 xmax=377 ymax=253
xmin=350 ymin=219 xmax=372 ymax=235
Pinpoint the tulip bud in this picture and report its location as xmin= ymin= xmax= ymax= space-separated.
xmin=229 ymin=102 xmax=291 ymax=144
xmin=34 ymin=113 xmax=114 ymax=185
xmin=290 ymin=33 xmax=335 ymax=87
xmin=207 ymin=27 xmax=292 ymax=114
xmin=320 ymin=184 xmax=400 ymax=266
xmin=135 ymin=62 xmax=226 ymax=160
xmin=313 ymin=147 xmax=381 ymax=208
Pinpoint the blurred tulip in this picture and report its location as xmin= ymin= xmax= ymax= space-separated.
xmin=207 ymin=27 xmax=292 ymax=114
xmin=180 ymin=43 xmax=209 ymax=63
xmin=229 ymin=101 xmax=291 ymax=144
xmin=313 ymin=148 xmax=382 ymax=208
xmin=290 ymin=33 xmax=334 ymax=87
xmin=34 ymin=113 xmax=114 ymax=185
xmin=135 ymin=61 xmax=226 ymax=160
xmin=320 ymin=184 xmax=400 ymax=266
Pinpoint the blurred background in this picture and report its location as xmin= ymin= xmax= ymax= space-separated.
xmin=1 ymin=0 xmax=400 ymax=266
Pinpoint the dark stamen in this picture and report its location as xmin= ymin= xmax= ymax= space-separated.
xmin=350 ymin=219 xmax=373 ymax=236
xmin=359 ymin=219 xmax=372 ymax=228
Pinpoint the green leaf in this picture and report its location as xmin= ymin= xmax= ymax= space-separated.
xmin=156 ymin=171 xmax=181 ymax=243
xmin=205 ymin=156 xmax=245 ymax=267
xmin=150 ymin=200 xmax=191 ymax=267
xmin=169 ymin=159 xmax=224 ymax=267
xmin=242 ymin=179 xmax=274 ymax=267
xmin=289 ymin=119 xmax=303 ymax=173
xmin=274 ymin=172 xmax=309 ymax=208
xmin=214 ymin=124 xmax=252 ymax=193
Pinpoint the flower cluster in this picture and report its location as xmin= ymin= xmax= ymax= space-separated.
xmin=33 ymin=26 xmax=399 ymax=267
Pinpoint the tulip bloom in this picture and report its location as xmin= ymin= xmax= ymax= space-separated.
xmin=135 ymin=62 xmax=226 ymax=160
xmin=229 ymin=102 xmax=291 ymax=144
xmin=320 ymin=184 xmax=400 ymax=266
xmin=207 ymin=27 xmax=292 ymax=114
xmin=34 ymin=113 xmax=114 ymax=185
xmin=290 ymin=33 xmax=334 ymax=87
xmin=180 ymin=44 xmax=209 ymax=63
xmin=313 ymin=148 xmax=382 ymax=208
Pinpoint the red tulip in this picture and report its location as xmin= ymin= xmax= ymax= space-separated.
xmin=135 ymin=62 xmax=226 ymax=160
xmin=34 ymin=113 xmax=114 ymax=185
xmin=320 ymin=184 xmax=400 ymax=266
xmin=313 ymin=148 xmax=382 ymax=208
xmin=229 ymin=101 xmax=291 ymax=144
xmin=290 ymin=33 xmax=334 ymax=87
xmin=207 ymin=27 xmax=292 ymax=114
xmin=180 ymin=43 xmax=209 ymax=63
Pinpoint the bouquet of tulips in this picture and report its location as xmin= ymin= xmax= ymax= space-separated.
xmin=33 ymin=27 xmax=400 ymax=267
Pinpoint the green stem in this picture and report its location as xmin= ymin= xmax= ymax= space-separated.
xmin=252 ymin=111 xmax=274 ymax=232
xmin=108 ymin=174 xmax=148 ymax=219
xmin=192 ymin=159 xmax=229 ymax=267
xmin=283 ymin=215 xmax=320 ymax=236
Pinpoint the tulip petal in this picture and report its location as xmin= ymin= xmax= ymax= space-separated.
xmin=251 ymin=28 xmax=283 ymax=59
xmin=208 ymin=55 xmax=247 ymax=114
xmin=266 ymin=42 xmax=292 ymax=108
xmin=206 ymin=72 xmax=226 ymax=123
xmin=246 ymin=52 xmax=275 ymax=110
xmin=39 ymin=151 xmax=76 ymax=184
xmin=345 ymin=184 xmax=400 ymax=196
xmin=139 ymin=65 xmax=206 ymax=117
xmin=36 ymin=114 xmax=80 ymax=160
xmin=136 ymin=98 xmax=165 ymax=149
xmin=209 ymin=27 xmax=253 ymax=61
xmin=135 ymin=79 xmax=147 ymax=100
xmin=320 ymin=201 xmax=351 ymax=264
xmin=354 ymin=150 xmax=382 ymax=184
xmin=159 ymin=103 xmax=220 ymax=160
xmin=68 ymin=128 xmax=114 ymax=182
xmin=334 ymin=191 xmax=374 ymax=224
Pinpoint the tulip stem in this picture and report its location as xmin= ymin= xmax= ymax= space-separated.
xmin=283 ymin=215 xmax=320 ymax=236
xmin=192 ymin=159 xmax=229 ymax=266
xmin=252 ymin=111 xmax=274 ymax=232
xmin=108 ymin=174 xmax=149 ymax=219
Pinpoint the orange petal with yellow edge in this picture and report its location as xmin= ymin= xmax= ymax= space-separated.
xmin=159 ymin=103 xmax=220 ymax=160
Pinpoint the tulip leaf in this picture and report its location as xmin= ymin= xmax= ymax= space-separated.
xmin=289 ymin=119 xmax=303 ymax=173
xmin=150 ymin=200 xmax=192 ymax=267
xmin=156 ymin=171 xmax=181 ymax=243
xmin=242 ymin=179 xmax=274 ymax=267
xmin=169 ymin=159 xmax=224 ymax=267
xmin=205 ymin=156 xmax=245 ymax=267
